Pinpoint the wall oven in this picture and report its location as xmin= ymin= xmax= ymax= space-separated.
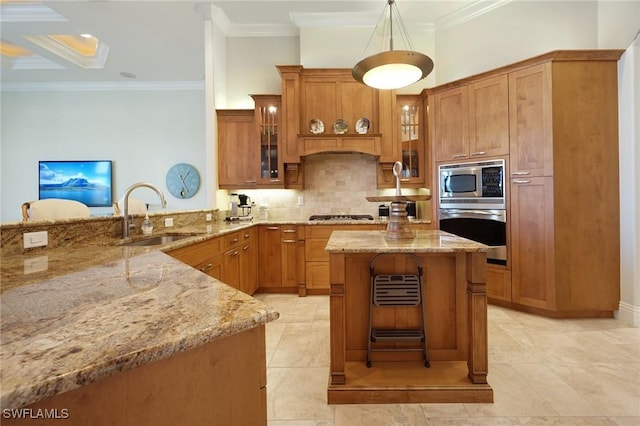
xmin=438 ymin=159 xmax=507 ymax=265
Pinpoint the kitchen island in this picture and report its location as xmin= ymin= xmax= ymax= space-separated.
xmin=326 ymin=230 xmax=493 ymax=404
xmin=0 ymin=235 xmax=279 ymax=425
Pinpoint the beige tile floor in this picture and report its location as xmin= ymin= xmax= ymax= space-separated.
xmin=255 ymin=294 xmax=640 ymax=426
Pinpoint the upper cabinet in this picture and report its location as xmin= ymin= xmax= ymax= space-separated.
xmin=433 ymin=74 xmax=509 ymax=163
xmin=277 ymin=66 xmax=395 ymax=163
xmin=217 ymin=110 xmax=257 ymax=188
xmin=252 ymin=95 xmax=284 ymax=187
xmin=218 ymin=95 xmax=294 ymax=189
xmin=392 ymin=94 xmax=427 ymax=187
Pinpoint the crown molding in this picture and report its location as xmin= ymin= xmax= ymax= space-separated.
xmin=1 ymin=81 xmax=205 ymax=92
xmin=435 ymin=0 xmax=514 ymax=31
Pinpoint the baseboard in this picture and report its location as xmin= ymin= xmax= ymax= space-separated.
xmin=616 ymin=301 xmax=640 ymax=327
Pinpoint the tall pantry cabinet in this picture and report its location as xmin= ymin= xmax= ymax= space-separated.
xmin=508 ymin=54 xmax=621 ymax=317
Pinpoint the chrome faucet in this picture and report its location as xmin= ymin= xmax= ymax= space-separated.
xmin=122 ymin=182 xmax=167 ymax=238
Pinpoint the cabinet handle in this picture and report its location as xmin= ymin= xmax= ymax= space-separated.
xmin=453 ymin=154 xmax=467 ymax=158
xmin=282 ymin=239 xmax=296 ymax=243
xmin=199 ymin=263 xmax=213 ymax=272
xmin=283 ymin=229 xmax=296 ymax=233
xmin=512 ymin=171 xmax=531 ymax=176
xmin=244 ymin=180 xmax=257 ymax=184
xmin=470 ymin=151 xmax=486 ymax=156
xmin=230 ymin=238 xmax=239 ymax=244
xmin=243 ymin=233 xmax=250 ymax=238
xmin=269 ymin=179 xmax=282 ymax=182
xmin=512 ymin=179 xmax=532 ymax=184
xmin=266 ymin=226 xmax=279 ymax=230
xmin=400 ymin=178 xmax=410 ymax=182
xmin=243 ymin=245 xmax=250 ymax=251
xmin=231 ymin=250 xmax=239 ymax=256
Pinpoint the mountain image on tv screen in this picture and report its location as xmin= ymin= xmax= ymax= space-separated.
xmin=39 ymin=161 xmax=113 ymax=207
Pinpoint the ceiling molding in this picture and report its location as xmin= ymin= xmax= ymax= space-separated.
xmin=1 ymin=81 xmax=205 ymax=93
xmin=0 ymin=3 xmax=67 ymax=23
xmin=5 ymin=56 xmax=65 ymax=70
xmin=435 ymin=0 xmax=514 ymax=31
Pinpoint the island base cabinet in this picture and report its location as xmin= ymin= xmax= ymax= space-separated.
xmin=4 ymin=326 xmax=267 ymax=426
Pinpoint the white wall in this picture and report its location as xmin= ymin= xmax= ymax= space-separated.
xmin=617 ymin=33 xmax=640 ymax=326
xmin=0 ymin=89 xmax=206 ymax=221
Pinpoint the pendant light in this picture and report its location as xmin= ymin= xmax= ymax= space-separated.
xmin=352 ymin=0 xmax=433 ymax=90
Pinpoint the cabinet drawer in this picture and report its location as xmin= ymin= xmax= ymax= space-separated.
xmin=168 ymin=237 xmax=222 ymax=267
xmin=305 ymin=224 xmax=379 ymax=239
xmin=280 ymin=225 xmax=298 ymax=238
xmin=223 ymin=231 xmax=242 ymax=249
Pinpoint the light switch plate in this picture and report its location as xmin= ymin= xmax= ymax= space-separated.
xmin=164 ymin=217 xmax=174 ymax=227
xmin=23 ymin=231 xmax=48 ymax=248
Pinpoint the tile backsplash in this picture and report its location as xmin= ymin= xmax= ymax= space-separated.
xmin=234 ymin=153 xmax=432 ymax=220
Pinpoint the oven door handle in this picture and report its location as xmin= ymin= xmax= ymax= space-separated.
xmin=439 ymin=209 xmax=506 ymax=222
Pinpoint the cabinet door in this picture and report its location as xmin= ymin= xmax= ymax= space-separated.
xmin=217 ymin=110 xmax=258 ymax=187
xmin=469 ymin=75 xmax=509 ymax=158
xmin=434 ymin=86 xmax=469 ymax=162
xmin=281 ymin=238 xmax=299 ymax=288
xmin=510 ymin=176 xmax=555 ymax=310
xmin=240 ymin=228 xmax=258 ymax=295
xmin=223 ymin=247 xmax=241 ymax=290
xmin=509 ymin=63 xmax=553 ymax=177
xmin=396 ymin=95 xmax=425 ymax=186
xmin=253 ymin=95 xmax=284 ymax=187
xmin=258 ymin=226 xmax=282 ymax=287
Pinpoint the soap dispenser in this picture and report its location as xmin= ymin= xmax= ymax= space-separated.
xmin=141 ymin=204 xmax=153 ymax=235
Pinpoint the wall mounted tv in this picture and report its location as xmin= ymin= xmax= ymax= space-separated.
xmin=39 ymin=160 xmax=113 ymax=207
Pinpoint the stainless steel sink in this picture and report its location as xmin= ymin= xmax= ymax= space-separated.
xmin=119 ymin=234 xmax=195 ymax=247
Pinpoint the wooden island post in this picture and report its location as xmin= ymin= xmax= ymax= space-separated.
xmin=326 ymin=230 xmax=494 ymax=404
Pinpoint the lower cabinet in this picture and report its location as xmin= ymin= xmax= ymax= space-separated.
xmin=258 ymin=225 xmax=303 ymax=293
xmin=304 ymin=224 xmax=380 ymax=295
xmin=168 ymin=228 xmax=257 ymax=295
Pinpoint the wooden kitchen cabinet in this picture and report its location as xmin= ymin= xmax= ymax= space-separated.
xmin=221 ymin=229 xmax=258 ymax=295
xmin=433 ymin=75 xmax=508 ymax=163
xmin=433 ymin=86 xmax=469 ymax=162
xmin=252 ymin=95 xmax=284 ymax=187
xmin=508 ymin=64 xmax=553 ymax=177
xmin=303 ymin=224 xmax=380 ymax=295
xmin=381 ymin=94 xmax=426 ymax=188
xmin=217 ymin=110 xmax=258 ymax=188
xmin=258 ymin=224 xmax=302 ymax=293
xmin=504 ymin=54 xmax=622 ymax=317
xmin=167 ymin=237 xmax=223 ymax=280
xmin=468 ymin=74 xmax=509 ymax=158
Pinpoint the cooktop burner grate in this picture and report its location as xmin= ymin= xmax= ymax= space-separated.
xmin=309 ymin=214 xmax=374 ymax=221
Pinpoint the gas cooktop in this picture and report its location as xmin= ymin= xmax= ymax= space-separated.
xmin=308 ymin=214 xmax=374 ymax=221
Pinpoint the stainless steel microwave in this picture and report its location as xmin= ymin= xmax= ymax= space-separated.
xmin=438 ymin=159 xmax=505 ymax=210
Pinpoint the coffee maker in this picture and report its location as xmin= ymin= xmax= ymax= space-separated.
xmin=226 ymin=193 xmax=253 ymax=221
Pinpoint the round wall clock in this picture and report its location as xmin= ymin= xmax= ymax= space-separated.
xmin=166 ymin=163 xmax=200 ymax=199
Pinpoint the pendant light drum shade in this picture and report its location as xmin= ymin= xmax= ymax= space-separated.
xmin=352 ymin=0 xmax=434 ymax=90
xmin=352 ymin=50 xmax=433 ymax=90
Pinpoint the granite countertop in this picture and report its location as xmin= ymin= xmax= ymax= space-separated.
xmin=0 ymin=221 xmax=277 ymax=410
xmin=325 ymin=230 xmax=488 ymax=253
xmin=0 ymin=217 xmax=432 ymax=409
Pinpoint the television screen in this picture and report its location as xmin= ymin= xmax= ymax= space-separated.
xmin=39 ymin=160 xmax=113 ymax=207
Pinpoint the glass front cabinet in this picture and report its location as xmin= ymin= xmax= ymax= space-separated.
xmin=396 ymin=94 xmax=426 ymax=187
xmin=252 ymin=95 xmax=283 ymax=187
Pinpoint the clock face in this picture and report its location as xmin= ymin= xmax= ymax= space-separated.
xmin=166 ymin=163 xmax=200 ymax=199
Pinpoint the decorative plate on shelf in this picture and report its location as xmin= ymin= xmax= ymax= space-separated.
xmin=309 ymin=118 xmax=325 ymax=135
xmin=333 ymin=119 xmax=348 ymax=134
xmin=355 ymin=117 xmax=370 ymax=134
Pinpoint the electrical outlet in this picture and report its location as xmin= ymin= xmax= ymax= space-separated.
xmin=23 ymin=231 xmax=48 ymax=248
xmin=298 ymin=195 xmax=304 ymax=206
xmin=164 ymin=217 xmax=174 ymax=227
xmin=24 ymin=256 xmax=48 ymax=274
xmin=206 ymin=213 xmax=212 ymax=221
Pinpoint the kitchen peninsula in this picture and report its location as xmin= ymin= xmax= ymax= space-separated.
xmin=0 ymin=224 xmax=279 ymax=426
xmin=326 ymin=230 xmax=493 ymax=404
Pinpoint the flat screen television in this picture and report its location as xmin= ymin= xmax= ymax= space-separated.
xmin=39 ymin=160 xmax=113 ymax=207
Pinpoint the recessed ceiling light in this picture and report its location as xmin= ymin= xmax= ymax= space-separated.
xmin=120 ymin=72 xmax=137 ymax=79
